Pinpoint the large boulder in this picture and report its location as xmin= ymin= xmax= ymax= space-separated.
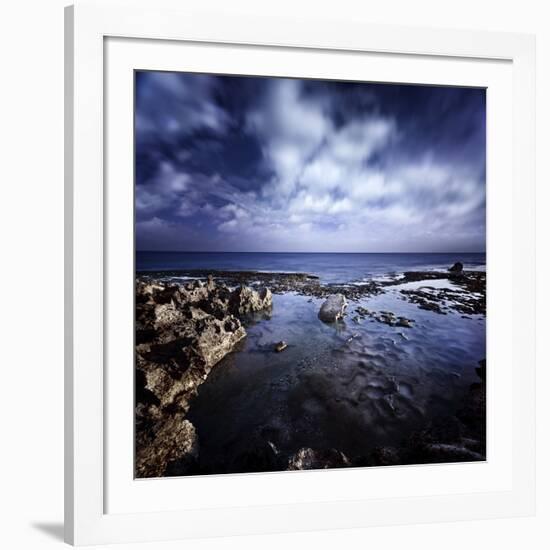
xmin=318 ymin=294 xmax=347 ymax=323
xmin=449 ymin=262 xmax=463 ymax=273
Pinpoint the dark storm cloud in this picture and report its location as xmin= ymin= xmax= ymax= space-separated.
xmin=135 ymin=71 xmax=486 ymax=252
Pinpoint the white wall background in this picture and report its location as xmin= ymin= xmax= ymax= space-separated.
xmin=0 ymin=0 xmax=547 ymax=548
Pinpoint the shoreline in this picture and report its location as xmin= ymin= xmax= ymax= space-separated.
xmin=135 ymin=267 xmax=486 ymax=478
xmin=137 ymin=268 xmax=486 ymax=314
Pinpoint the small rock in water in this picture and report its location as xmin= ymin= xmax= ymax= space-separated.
xmin=318 ymin=294 xmax=347 ymax=323
xmin=356 ymin=306 xmax=369 ymax=317
xmin=274 ymin=341 xmax=288 ymax=352
xmin=449 ymin=261 xmax=464 ymax=273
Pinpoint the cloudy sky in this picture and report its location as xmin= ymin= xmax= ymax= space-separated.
xmin=135 ymin=71 xmax=485 ymax=252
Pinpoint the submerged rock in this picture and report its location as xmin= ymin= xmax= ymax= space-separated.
xmin=318 ymin=294 xmax=347 ymax=323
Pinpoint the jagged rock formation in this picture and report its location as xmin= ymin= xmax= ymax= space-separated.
xmin=135 ymin=277 xmax=272 ymax=477
xmin=229 ymin=285 xmax=273 ymax=316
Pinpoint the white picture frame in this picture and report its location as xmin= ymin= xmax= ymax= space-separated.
xmin=65 ymin=0 xmax=536 ymax=545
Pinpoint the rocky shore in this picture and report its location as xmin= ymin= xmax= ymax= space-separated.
xmin=135 ymin=265 xmax=486 ymax=477
xmin=137 ymin=266 xmax=485 ymax=313
xmin=135 ymin=276 xmax=273 ymax=477
xmin=137 ymin=268 xmax=381 ymax=301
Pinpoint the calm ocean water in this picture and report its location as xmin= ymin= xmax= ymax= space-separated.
xmin=136 ymin=251 xmax=486 ymax=284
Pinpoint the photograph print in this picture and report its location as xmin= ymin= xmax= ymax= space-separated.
xmin=134 ymin=71 xmax=486 ymax=478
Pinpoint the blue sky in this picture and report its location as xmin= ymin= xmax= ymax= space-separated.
xmin=135 ymin=71 xmax=485 ymax=252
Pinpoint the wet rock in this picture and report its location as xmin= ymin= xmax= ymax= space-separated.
xmin=400 ymin=289 xmax=447 ymax=315
xmin=274 ymin=341 xmax=288 ymax=352
xmin=287 ymin=447 xmax=351 ymax=470
xmin=355 ymin=306 xmax=369 ymax=317
xmin=382 ymin=270 xmax=485 ymax=316
xmin=449 ymin=262 xmax=464 ymax=273
xmin=229 ymin=285 xmax=273 ymax=316
xmin=318 ymin=294 xmax=347 ymax=323
xmin=378 ymin=311 xmax=396 ymax=326
xmin=396 ymin=316 xmax=413 ymax=328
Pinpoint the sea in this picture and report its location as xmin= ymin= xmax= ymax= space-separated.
xmin=136 ymin=251 xmax=486 ymax=284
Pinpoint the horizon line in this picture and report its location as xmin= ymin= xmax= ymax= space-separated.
xmin=136 ymin=250 xmax=486 ymax=254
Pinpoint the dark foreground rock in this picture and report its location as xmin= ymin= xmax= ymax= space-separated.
xmin=135 ymin=277 xmax=272 ymax=478
xmin=287 ymin=447 xmax=351 ymax=470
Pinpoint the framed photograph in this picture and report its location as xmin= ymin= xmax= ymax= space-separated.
xmin=65 ymin=0 xmax=536 ymax=545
